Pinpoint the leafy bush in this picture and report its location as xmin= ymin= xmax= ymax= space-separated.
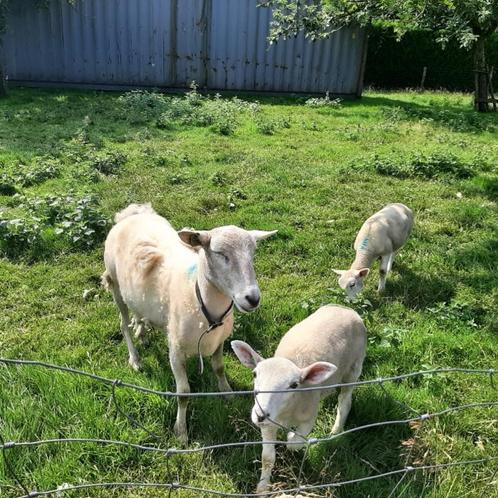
xmin=55 ymin=195 xmax=109 ymax=248
xmin=350 ymin=152 xmax=477 ymax=180
xmin=0 ymin=174 xmax=17 ymax=196
xmin=210 ymin=171 xmax=228 ymax=186
xmin=0 ymin=215 xmax=41 ymax=257
xmin=3 ymin=193 xmax=110 ymax=257
xmin=118 ymin=90 xmax=169 ymax=124
xmin=256 ymin=115 xmax=291 ymax=135
xmin=305 ymin=92 xmax=341 ymax=108
xmin=409 ymin=152 xmax=474 ymax=179
xmin=90 ymin=151 xmax=127 ymax=175
xmin=119 ymin=83 xmax=260 ymax=135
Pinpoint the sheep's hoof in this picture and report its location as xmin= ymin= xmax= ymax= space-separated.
xmin=256 ymin=481 xmax=269 ymax=493
xmin=128 ymin=357 xmax=142 ymax=372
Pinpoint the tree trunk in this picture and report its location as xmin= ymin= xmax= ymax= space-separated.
xmin=474 ymin=37 xmax=488 ymax=112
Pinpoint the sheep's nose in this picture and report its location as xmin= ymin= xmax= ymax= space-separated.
xmin=245 ymin=291 xmax=260 ymax=308
xmin=257 ymin=413 xmax=267 ymax=423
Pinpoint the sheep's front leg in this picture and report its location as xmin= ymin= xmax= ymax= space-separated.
xmin=378 ymin=253 xmax=394 ymax=293
xmin=256 ymin=425 xmax=278 ymax=493
xmin=211 ymin=342 xmax=232 ymax=393
xmin=331 ymin=385 xmax=354 ymax=434
xmin=170 ymin=347 xmax=190 ymax=445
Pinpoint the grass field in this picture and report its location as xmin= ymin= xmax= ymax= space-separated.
xmin=0 ymin=87 xmax=497 ymax=498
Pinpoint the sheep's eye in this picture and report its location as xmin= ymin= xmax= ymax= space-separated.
xmin=289 ymin=382 xmax=299 ymax=389
xmin=217 ymin=252 xmax=229 ymax=263
xmin=349 ymin=282 xmax=355 ymax=288
xmin=253 ymin=371 xmax=257 ymax=378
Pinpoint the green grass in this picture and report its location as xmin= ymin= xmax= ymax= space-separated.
xmin=0 ymin=87 xmax=497 ymax=498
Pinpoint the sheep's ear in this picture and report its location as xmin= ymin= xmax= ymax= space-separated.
xmin=249 ymin=230 xmax=278 ymax=242
xmin=231 ymin=340 xmax=264 ymax=368
xmin=301 ymin=362 xmax=337 ymax=385
xmin=355 ymin=268 xmax=369 ymax=278
xmin=178 ymin=229 xmax=211 ymax=248
xmin=332 ymin=269 xmax=345 ymax=276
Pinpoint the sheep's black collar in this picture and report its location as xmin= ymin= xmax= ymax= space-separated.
xmin=195 ymin=280 xmax=234 ymax=332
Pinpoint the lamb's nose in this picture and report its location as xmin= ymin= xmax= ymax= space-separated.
xmin=257 ymin=413 xmax=267 ymax=423
xmin=245 ymin=292 xmax=260 ymax=308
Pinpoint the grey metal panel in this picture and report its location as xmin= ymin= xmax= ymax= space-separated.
xmin=3 ymin=0 xmax=366 ymax=95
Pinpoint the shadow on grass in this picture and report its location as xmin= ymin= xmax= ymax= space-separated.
xmin=349 ymin=95 xmax=498 ymax=133
xmin=451 ymin=238 xmax=498 ymax=294
xmin=194 ymin=388 xmax=426 ymax=496
xmin=385 ymin=262 xmax=455 ymax=310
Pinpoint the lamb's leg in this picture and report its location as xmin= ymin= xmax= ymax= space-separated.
xmin=256 ymin=425 xmax=278 ymax=493
xmin=211 ymin=342 xmax=232 ymax=393
xmin=378 ymin=252 xmax=394 ymax=293
xmin=112 ymin=289 xmax=141 ymax=371
xmin=170 ymin=347 xmax=190 ymax=445
xmin=331 ymin=386 xmax=353 ymax=434
xmin=332 ymin=361 xmax=363 ymax=434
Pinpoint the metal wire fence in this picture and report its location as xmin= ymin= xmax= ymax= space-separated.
xmin=0 ymin=358 xmax=496 ymax=498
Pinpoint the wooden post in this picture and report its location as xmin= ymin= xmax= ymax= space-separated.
xmin=420 ymin=66 xmax=427 ymax=91
xmin=488 ymin=66 xmax=496 ymax=112
xmin=0 ymin=64 xmax=6 ymax=97
xmin=474 ymin=38 xmax=489 ymax=112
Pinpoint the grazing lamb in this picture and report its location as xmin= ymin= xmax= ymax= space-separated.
xmin=231 ymin=305 xmax=367 ymax=492
xmin=102 ymin=203 xmax=276 ymax=443
xmin=333 ymin=203 xmax=413 ymax=299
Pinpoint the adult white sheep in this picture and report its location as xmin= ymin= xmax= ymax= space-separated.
xmin=102 ymin=203 xmax=276 ymax=443
xmin=232 ymin=304 xmax=367 ymax=492
xmin=333 ymin=203 xmax=413 ymax=299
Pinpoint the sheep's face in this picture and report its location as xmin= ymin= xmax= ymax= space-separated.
xmin=251 ymin=357 xmax=304 ymax=426
xmin=178 ymin=226 xmax=277 ymax=312
xmin=333 ymin=268 xmax=369 ymax=299
xmin=231 ymin=341 xmax=337 ymax=428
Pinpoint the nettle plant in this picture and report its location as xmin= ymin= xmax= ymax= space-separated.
xmin=0 ymin=214 xmax=41 ymax=257
xmin=2 ymin=192 xmax=110 ymax=257
xmin=120 ymin=83 xmax=262 ymax=136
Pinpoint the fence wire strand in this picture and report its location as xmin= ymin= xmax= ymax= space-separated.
xmin=1 ymin=358 xmax=497 ymax=498
xmin=14 ymin=457 xmax=498 ymax=498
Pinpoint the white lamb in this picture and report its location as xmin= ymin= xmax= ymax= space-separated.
xmin=102 ymin=203 xmax=276 ymax=443
xmin=333 ymin=203 xmax=413 ymax=299
xmin=231 ymin=304 xmax=367 ymax=492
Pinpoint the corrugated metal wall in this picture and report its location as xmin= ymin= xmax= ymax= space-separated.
xmin=2 ymin=0 xmax=366 ymax=95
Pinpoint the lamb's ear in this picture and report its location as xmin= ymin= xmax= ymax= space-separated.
xmin=355 ymin=268 xmax=370 ymax=278
xmin=332 ymin=269 xmax=345 ymax=276
xmin=178 ymin=229 xmax=211 ymax=248
xmin=301 ymin=362 xmax=337 ymax=385
xmin=231 ymin=340 xmax=264 ymax=368
xmin=249 ymin=230 xmax=278 ymax=242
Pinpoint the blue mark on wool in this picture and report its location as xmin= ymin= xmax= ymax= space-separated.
xmin=359 ymin=237 xmax=369 ymax=251
xmin=186 ymin=263 xmax=198 ymax=280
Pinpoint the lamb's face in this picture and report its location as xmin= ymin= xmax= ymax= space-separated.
xmin=178 ymin=226 xmax=277 ymax=312
xmin=334 ymin=268 xmax=369 ymax=299
xmin=231 ymin=340 xmax=338 ymax=429
xmin=251 ymin=357 xmax=302 ymax=427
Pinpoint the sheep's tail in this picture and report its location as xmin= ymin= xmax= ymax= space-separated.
xmin=101 ymin=270 xmax=113 ymax=291
xmin=114 ymin=203 xmax=156 ymax=224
